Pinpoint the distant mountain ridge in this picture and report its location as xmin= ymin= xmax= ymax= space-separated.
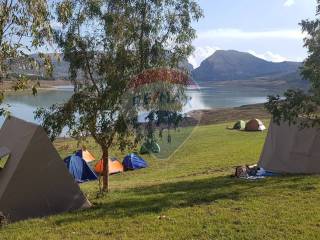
xmin=9 ymin=49 xmax=307 ymax=89
xmin=192 ymin=50 xmax=302 ymax=81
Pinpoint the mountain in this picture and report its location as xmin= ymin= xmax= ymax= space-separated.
xmin=31 ymin=53 xmax=70 ymax=80
xmin=179 ymin=59 xmax=194 ymax=72
xmin=192 ymin=50 xmax=303 ymax=84
xmin=9 ymin=54 xmax=194 ymax=80
xmin=8 ymin=50 xmax=307 ymax=90
xmin=7 ymin=53 xmax=70 ymax=80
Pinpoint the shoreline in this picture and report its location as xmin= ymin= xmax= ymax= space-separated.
xmin=2 ymin=80 xmax=72 ymax=96
xmin=1 ymin=79 xmax=271 ymax=134
xmin=1 ymin=80 xmax=72 ymax=93
xmin=185 ymin=103 xmax=270 ymax=126
xmin=54 ymin=103 xmax=270 ymax=141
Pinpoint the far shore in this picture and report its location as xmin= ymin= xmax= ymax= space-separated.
xmin=187 ymin=103 xmax=270 ymax=126
xmin=1 ymin=80 xmax=72 ymax=94
xmin=56 ymin=103 xmax=270 ymax=141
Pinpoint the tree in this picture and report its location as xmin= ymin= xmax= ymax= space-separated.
xmin=265 ymin=1 xmax=320 ymax=128
xmin=0 ymin=0 xmax=53 ymax=115
xmin=35 ymin=0 xmax=203 ymax=192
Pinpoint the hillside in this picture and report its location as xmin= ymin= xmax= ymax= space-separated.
xmin=9 ymin=54 xmax=194 ymax=80
xmin=6 ymin=54 xmax=70 ymax=80
xmin=2 ymin=119 xmax=320 ymax=239
xmin=192 ymin=50 xmax=304 ymax=85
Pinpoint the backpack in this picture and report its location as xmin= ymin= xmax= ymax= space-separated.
xmin=235 ymin=166 xmax=249 ymax=178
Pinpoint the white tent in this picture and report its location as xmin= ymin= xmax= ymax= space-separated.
xmin=258 ymin=120 xmax=320 ymax=174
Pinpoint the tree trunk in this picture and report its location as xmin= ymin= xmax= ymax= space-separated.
xmin=102 ymin=148 xmax=109 ymax=192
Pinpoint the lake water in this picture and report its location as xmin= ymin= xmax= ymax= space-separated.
xmin=0 ymin=85 xmax=281 ymax=125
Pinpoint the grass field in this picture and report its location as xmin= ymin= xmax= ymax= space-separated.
xmin=2 ymin=120 xmax=320 ymax=239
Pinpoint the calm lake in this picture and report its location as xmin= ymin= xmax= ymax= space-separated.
xmin=0 ymin=85 xmax=281 ymax=125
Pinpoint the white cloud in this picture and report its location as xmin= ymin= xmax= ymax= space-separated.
xmin=188 ymin=46 xmax=220 ymax=68
xmin=284 ymin=0 xmax=295 ymax=7
xmin=197 ymin=28 xmax=305 ymax=40
xmin=248 ymin=50 xmax=289 ymax=62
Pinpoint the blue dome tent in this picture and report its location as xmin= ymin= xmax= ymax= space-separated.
xmin=64 ymin=154 xmax=98 ymax=183
xmin=122 ymin=154 xmax=148 ymax=170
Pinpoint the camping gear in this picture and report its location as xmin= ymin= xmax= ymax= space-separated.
xmin=76 ymin=149 xmax=95 ymax=162
xmin=0 ymin=211 xmax=7 ymax=226
xmin=245 ymin=119 xmax=266 ymax=131
xmin=245 ymin=175 xmax=265 ymax=180
xmin=64 ymin=155 xmax=98 ymax=182
xmin=122 ymin=153 xmax=148 ymax=170
xmin=95 ymin=158 xmax=124 ymax=175
xmin=0 ymin=117 xmax=90 ymax=221
xmin=258 ymin=119 xmax=320 ymax=174
xmin=234 ymin=165 xmax=258 ymax=178
xmin=235 ymin=166 xmax=249 ymax=178
xmin=256 ymin=168 xmax=278 ymax=177
xmin=233 ymin=120 xmax=246 ymax=130
xmin=235 ymin=165 xmax=271 ymax=180
xmin=140 ymin=140 xmax=161 ymax=154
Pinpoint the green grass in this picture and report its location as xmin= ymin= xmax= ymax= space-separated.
xmin=2 ymin=121 xmax=320 ymax=239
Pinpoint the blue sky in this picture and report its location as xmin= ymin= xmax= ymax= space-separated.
xmin=189 ymin=0 xmax=316 ymax=67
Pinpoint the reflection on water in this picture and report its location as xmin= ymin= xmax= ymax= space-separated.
xmin=1 ymin=89 xmax=73 ymax=126
xmin=6 ymin=90 xmax=73 ymax=108
xmin=197 ymin=85 xmax=278 ymax=108
xmin=0 ymin=85 xmax=281 ymax=126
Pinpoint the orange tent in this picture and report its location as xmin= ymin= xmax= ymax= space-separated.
xmin=95 ymin=158 xmax=124 ymax=175
xmin=245 ymin=119 xmax=266 ymax=131
xmin=77 ymin=149 xmax=96 ymax=162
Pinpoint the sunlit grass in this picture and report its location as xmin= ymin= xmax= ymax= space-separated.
xmin=2 ymin=120 xmax=320 ymax=239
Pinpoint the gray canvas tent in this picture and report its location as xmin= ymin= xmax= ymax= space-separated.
xmin=258 ymin=120 xmax=320 ymax=174
xmin=0 ymin=117 xmax=90 ymax=221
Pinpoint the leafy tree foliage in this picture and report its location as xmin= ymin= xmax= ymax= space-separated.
xmin=265 ymin=1 xmax=320 ymax=127
xmin=36 ymin=0 xmax=203 ymax=192
xmin=0 ymin=0 xmax=53 ymax=115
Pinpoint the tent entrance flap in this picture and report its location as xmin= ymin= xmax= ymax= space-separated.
xmin=0 ymin=146 xmax=10 ymax=169
xmin=0 ymin=147 xmax=10 ymax=159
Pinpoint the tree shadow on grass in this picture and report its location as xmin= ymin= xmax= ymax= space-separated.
xmin=54 ymin=174 xmax=318 ymax=225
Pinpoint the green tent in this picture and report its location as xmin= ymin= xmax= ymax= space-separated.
xmin=140 ymin=140 xmax=161 ymax=154
xmin=233 ymin=120 xmax=246 ymax=130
